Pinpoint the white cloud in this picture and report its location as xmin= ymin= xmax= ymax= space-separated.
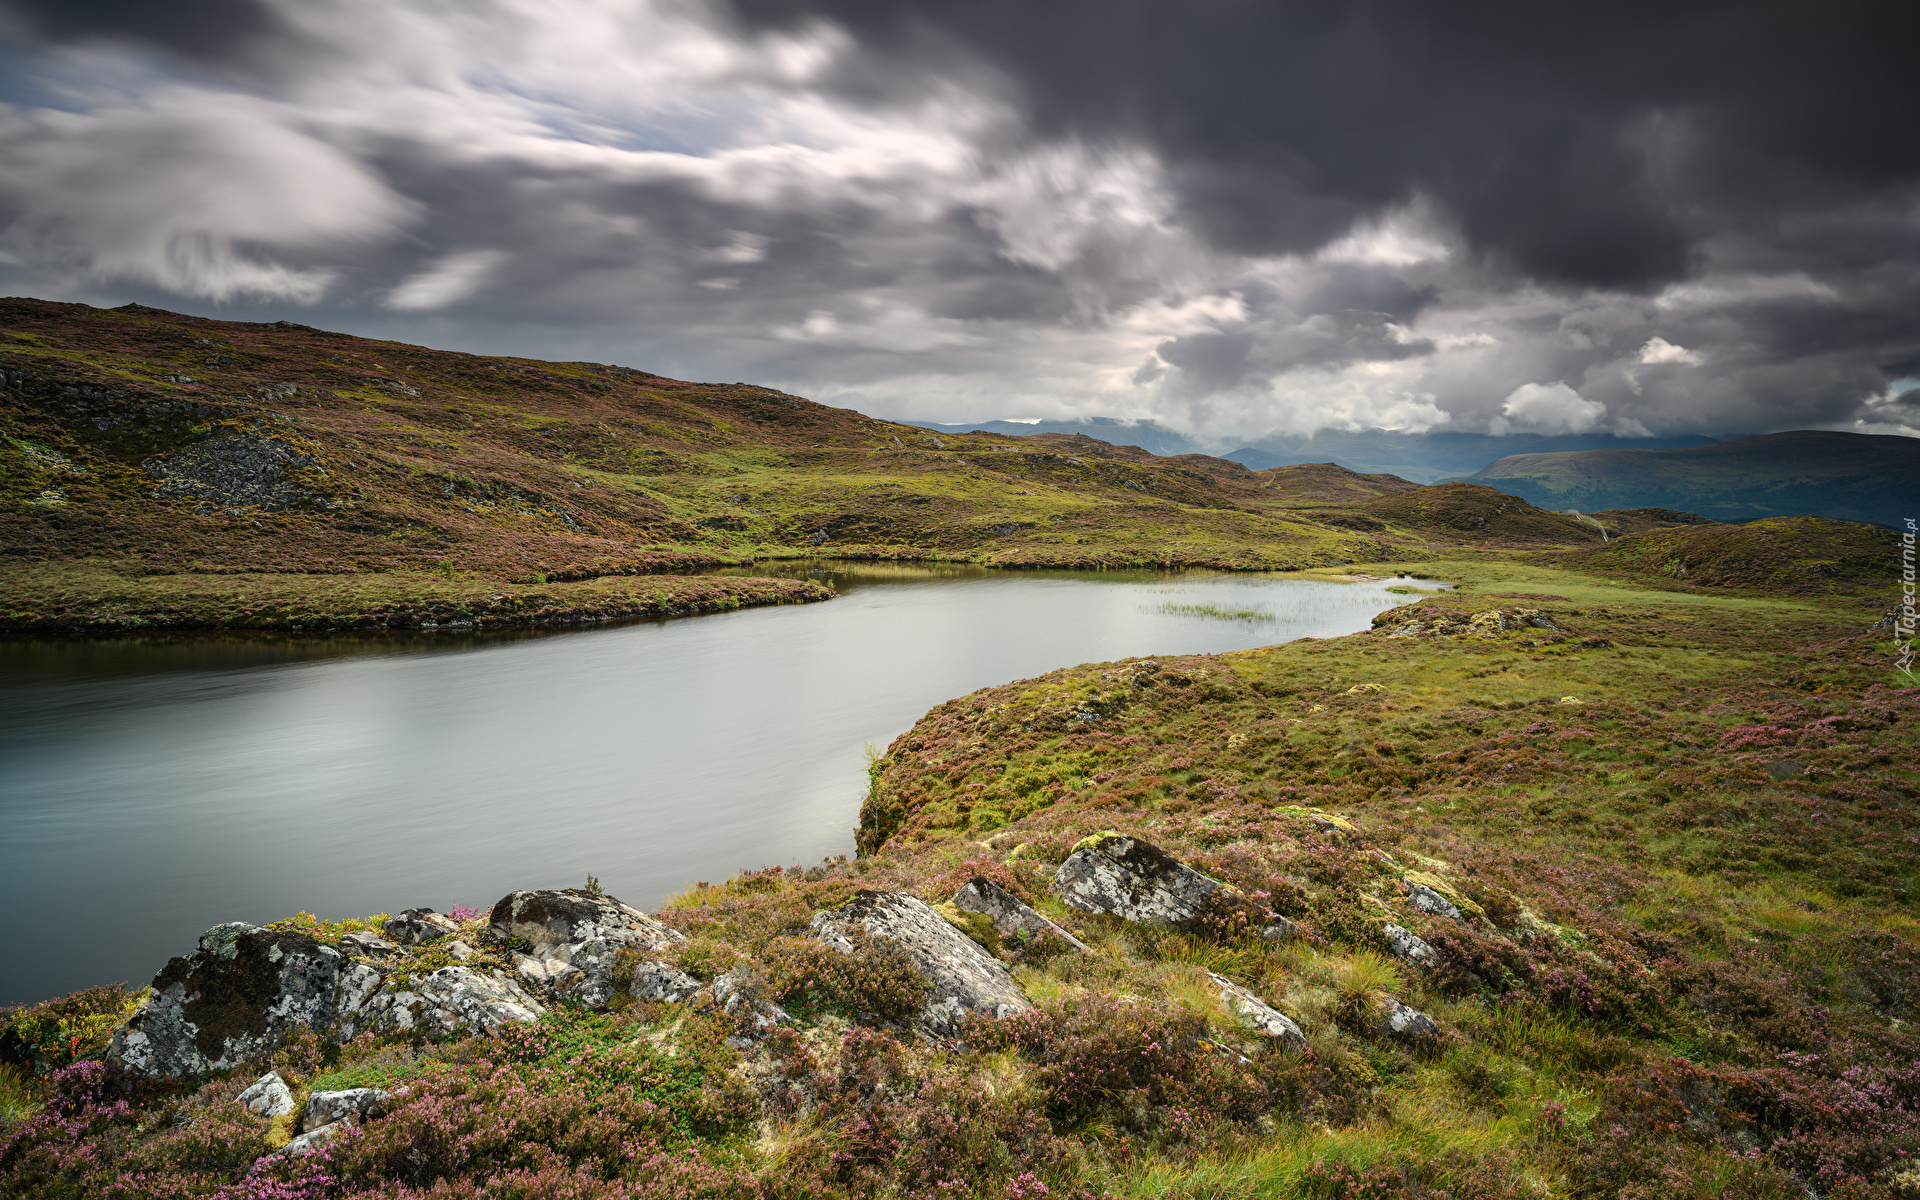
xmin=1638 ymin=336 xmax=1703 ymax=365
xmin=385 ymin=249 xmax=507 ymax=311
xmin=1490 ymin=382 xmax=1606 ymax=435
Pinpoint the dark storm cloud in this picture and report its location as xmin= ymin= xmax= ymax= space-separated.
xmin=726 ymin=0 xmax=1917 ymax=290
xmin=0 ymin=0 xmax=1912 ymax=443
xmin=0 ymin=0 xmax=301 ymax=72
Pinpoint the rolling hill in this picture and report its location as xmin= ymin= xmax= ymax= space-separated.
xmin=0 ymin=297 xmax=1610 ymax=631
xmin=1465 ymin=430 xmax=1919 ymax=526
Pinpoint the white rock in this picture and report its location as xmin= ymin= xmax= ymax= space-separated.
xmin=1383 ymin=922 xmax=1438 ymax=966
xmin=236 ymin=1071 xmax=296 ymax=1118
xmin=1208 ymin=973 xmax=1307 ymax=1050
xmin=812 ymin=890 xmax=1031 ymax=1037
xmin=952 ymin=877 xmax=1087 ymax=953
xmin=1052 ymin=835 xmax=1241 ymax=931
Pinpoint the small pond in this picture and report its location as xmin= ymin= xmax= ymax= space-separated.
xmin=0 ymin=563 xmax=1444 ymax=1003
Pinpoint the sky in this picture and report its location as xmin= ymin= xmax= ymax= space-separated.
xmin=0 ymin=0 xmax=1914 ymax=449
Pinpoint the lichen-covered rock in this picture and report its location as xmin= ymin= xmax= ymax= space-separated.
xmin=1208 ymin=973 xmax=1307 ymax=1049
xmin=382 ymin=909 xmax=460 ymax=947
xmin=110 ymin=923 xmax=344 ymax=1078
xmin=339 ymin=967 xmax=543 ymax=1039
xmin=1260 ymin=916 xmax=1305 ymax=943
xmin=952 ymin=877 xmax=1087 ymax=953
xmin=1376 ymin=997 xmax=1442 ymax=1044
xmin=301 ymin=1087 xmax=391 ymax=1133
xmin=630 ymin=961 xmax=703 ymax=1003
xmin=340 ymin=931 xmax=398 ymax=955
xmin=707 ymin=969 xmax=796 ymax=1041
xmin=1051 ymin=835 xmax=1241 ymax=932
xmin=1406 ymin=883 xmax=1462 ymax=921
xmin=812 ymin=890 xmax=1031 ymax=1037
xmin=236 ymin=1070 xmax=296 ymax=1118
xmin=489 ymin=889 xmax=684 ymax=1009
xmin=267 ymin=1120 xmax=346 ymax=1159
xmin=1383 ymin=923 xmax=1437 ymax=966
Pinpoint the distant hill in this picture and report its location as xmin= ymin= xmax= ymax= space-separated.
xmin=1224 ymin=430 xmax=1716 ymax=483
xmin=1359 ymin=481 xmax=1607 ymax=548
xmin=1548 ymin=515 xmax=1898 ymax=597
xmin=904 ymin=417 xmax=1200 ymax=456
xmin=1464 ymin=430 xmax=1919 ymax=526
xmin=1253 ymin=461 xmax=1421 ymax=504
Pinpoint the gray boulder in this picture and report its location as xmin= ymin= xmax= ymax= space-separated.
xmin=382 ymin=909 xmax=461 ymax=947
xmin=490 ymin=889 xmax=684 ymax=1009
xmin=301 ymin=1086 xmax=391 ymax=1133
xmin=267 ymin=1121 xmax=346 ymax=1159
xmin=340 ymin=931 xmax=398 ymax=955
xmin=812 ymin=890 xmax=1031 ymax=1037
xmin=1052 ymin=835 xmax=1245 ymax=932
xmin=235 ymin=1070 xmax=296 ymax=1118
xmin=1376 ymin=997 xmax=1442 ymax=1044
xmin=707 ymin=969 xmax=796 ymax=1042
xmin=952 ymin=877 xmax=1087 ymax=953
xmin=630 ymin=961 xmax=703 ymax=1003
xmin=1259 ymin=916 xmax=1305 ymax=943
xmin=110 ymin=923 xmax=344 ymax=1078
xmin=1406 ymin=882 xmax=1463 ymax=921
xmin=1383 ymin=922 xmax=1438 ymax=966
xmin=336 ymin=967 xmax=544 ymax=1040
xmin=1208 ymin=973 xmax=1308 ymax=1050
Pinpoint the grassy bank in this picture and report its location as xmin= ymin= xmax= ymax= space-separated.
xmin=0 ymin=561 xmax=831 ymax=634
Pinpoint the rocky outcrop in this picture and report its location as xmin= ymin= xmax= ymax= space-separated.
xmin=1383 ymin=923 xmax=1437 ymax=966
xmin=110 ymin=923 xmax=346 ymax=1078
xmin=630 ymin=960 xmax=703 ymax=1003
xmin=952 ymin=877 xmax=1087 ymax=953
xmin=812 ymin=891 xmax=1031 ymax=1036
xmin=707 ymin=969 xmax=796 ymax=1041
xmin=335 ymin=966 xmax=544 ymax=1040
xmin=1208 ymin=973 xmax=1307 ymax=1050
xmin=1382 ymin=607 xmax=1559 ymax=640
xmin=490 ymin=889 xmax=685 ymax=1009
xmin=382 ymin=909 xmax=460 ymax=947
xmin=236 ymin=1070 xmax=296 ymax=1118
xmin=1052 ymin=834 xmax=1247 ymax=933
xmin=143 ymin=429 xmax=324 ymax=513
xmin=341 ymin=931 xmax=399 ymax=955
xmin=110 ymin=921 xmax=545 ymax=1078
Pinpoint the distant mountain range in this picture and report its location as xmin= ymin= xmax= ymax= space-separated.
xmin=1462 ymin=430 xmax=1919 ymax=527
xmin=1221 ymin=430 xmax=1718 ymax=482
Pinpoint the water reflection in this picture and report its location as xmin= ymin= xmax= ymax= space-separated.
xmin=0 ymin=564 xmax=1443 ymax=1003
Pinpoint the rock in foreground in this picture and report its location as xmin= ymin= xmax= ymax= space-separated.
xmin=1052 ymin=834 xmax=1248 ymax=933
xmin=812 ymin=890 xmax=1031 ymax=1036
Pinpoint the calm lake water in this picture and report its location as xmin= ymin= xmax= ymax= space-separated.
xmin=0 ymin=564 xmax=1442 ymax=1004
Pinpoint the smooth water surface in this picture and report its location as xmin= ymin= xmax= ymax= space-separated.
xmin=0 ymin=564 xmax=1441 ymax=1003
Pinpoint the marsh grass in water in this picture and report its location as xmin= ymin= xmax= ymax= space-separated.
xmin=1154 ymin=601 xmax=1279 ymax=623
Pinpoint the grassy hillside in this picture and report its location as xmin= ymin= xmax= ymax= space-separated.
xmin=1465 ymin=431 xmax=1919 ymax=526
xmin=1547 ymin=516 xmax=1898 ymax=597
xmin=0 ymin=298 xmax=1612 ymax=632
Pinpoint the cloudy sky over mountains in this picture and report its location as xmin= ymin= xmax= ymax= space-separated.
xmin=0 ymin=0 xmax=1913 ymax=447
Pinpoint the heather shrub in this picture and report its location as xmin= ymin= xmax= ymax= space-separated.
xmin=760 ymin=933 xmax=930 ymax=1023
xmin=971 ymin=993 xmax=1266 ymax=1134
xmin=0 ymin=984 xmax=139 ymax=1075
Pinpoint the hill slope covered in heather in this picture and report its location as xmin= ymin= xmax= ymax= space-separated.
xmin=1464 ymin=430 xmax=1918 ymax=526
xmin=0 ymin=298 xmax=1613 ymax=632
